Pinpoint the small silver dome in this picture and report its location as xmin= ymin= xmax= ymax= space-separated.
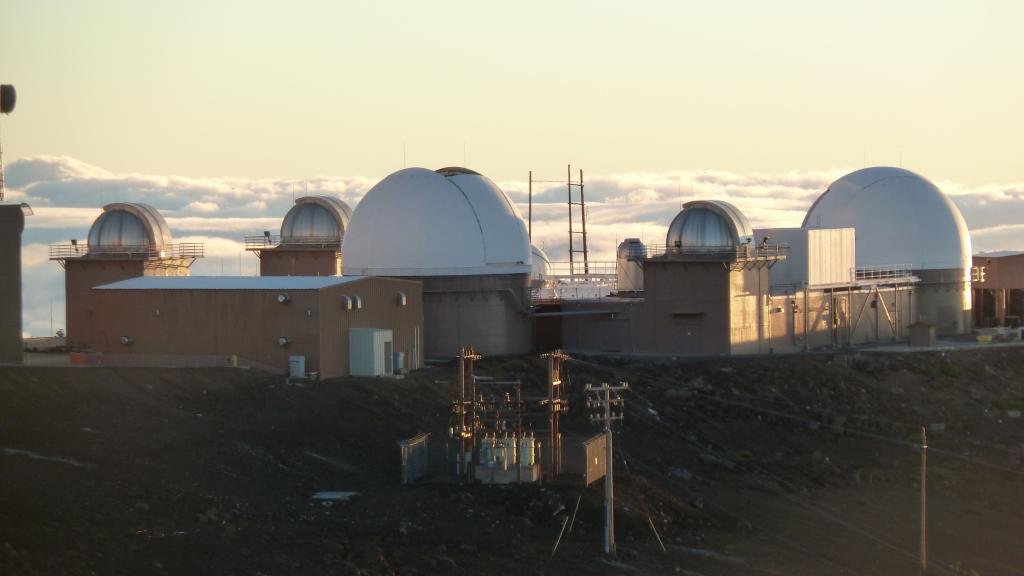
xmin=617 ymin=238 xmax=647 ymax=260
xmin=87 ymin=203 xmax=172 ymax=252
xmin=666 ymin=200 xmax=752 ymax=248
xmin=280 ymin=196 xmax=352 ymax=245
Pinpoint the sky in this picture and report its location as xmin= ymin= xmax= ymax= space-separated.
xmin=2 ymin=1 xmax=1023 ymax=335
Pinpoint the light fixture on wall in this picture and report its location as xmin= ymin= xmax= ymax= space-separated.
xmin=277 ymin=293 xmax=290 ymax=304
xmin=278 ymin=336 xmax=290 ymax=347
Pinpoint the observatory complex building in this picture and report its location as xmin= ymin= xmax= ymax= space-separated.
xmin=48 ymin=164 xmax=979 ymax=372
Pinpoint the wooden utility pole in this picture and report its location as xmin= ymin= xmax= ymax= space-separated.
xmin=453 ymin=347 xmax=482 ymax=479
xmin=541 ymin=350 xmax=569 ymax=476
xmin=586 ymin=381 xmax=629 ymax=555
xmin=920 ymin=426 xmax=928 ymax=574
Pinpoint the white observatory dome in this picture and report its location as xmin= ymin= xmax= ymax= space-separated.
xmin=342 ymin=167 xmax=531 ymax=276
xmin=666 ymin=200 xmax=752 ymax=248
xmin=87 ymin=203 xmax=172 ymax=252
xmin=803 ymin=167 xmax=971 ymax=271
xmin=531 ymin=244 xmax=551 ymax=282
xmin=280 ymin=196 xmax=352 ymax=244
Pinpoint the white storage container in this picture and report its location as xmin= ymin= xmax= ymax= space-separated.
xmin=349 ymin=328 xmax=394 ymax=376
xmin=755 ymin=227 xmax=855 ymax=288
xmin=288 ymin=355 xmax=306 ymax=378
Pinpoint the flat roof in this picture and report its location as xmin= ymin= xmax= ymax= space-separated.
xmin=96 ymin=275 xmax=367 ymax=291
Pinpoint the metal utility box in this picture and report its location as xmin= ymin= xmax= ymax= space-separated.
xmin=754 ymin=227 xmax=855 ymax=288
xmin=398 ymin=432 xmax=430 ymax=485
xmin=349 ymin=328 xmax=394 ymax=376
xmin=582 ymin=433 xmax=607 ymax=485
xmin=909 ymin=321 xmax=936 ymax=347
xmin=288 ymin=355 xmax=306 ymax=378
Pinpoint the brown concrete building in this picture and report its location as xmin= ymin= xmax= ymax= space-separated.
xmin=50 ymin=203 xmax=202 ymax=349
xmin=246 ymin=196 xmax=351 ymax=277
xmin=89 ymin=275 xmax=423 ymax=378
xmin=971 ymin=253 xmax=1024 ymax=328
xmin=0 ymin=203 xmax=31 ymax=363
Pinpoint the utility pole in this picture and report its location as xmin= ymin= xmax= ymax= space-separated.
xmin=920 ymin=426 xmax=928 ymax=574
xmin=452 ymin=347 xmax=482 ymax=479
xmin=541 ymin=350 xmax=570 ymax=477
xmin=586 ymin=381 xmax=629 ymax=555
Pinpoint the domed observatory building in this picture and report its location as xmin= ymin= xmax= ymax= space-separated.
xmin=642 ymin=200 xmax=786 ymax=355
xmin=343 ymin=167 xmax=532 ymax=357
xmin=803 ymin=167 xmax=972 ymax=335
xmin=246 ymin=196 xmax=352 ymax=276
xmin=50 ymin=203 xmax=203 ymax=348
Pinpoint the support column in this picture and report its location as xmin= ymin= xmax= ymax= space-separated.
xmin=996 ymin=288 xmax=1007 ymax=327
xmin=0 ymin=204 xmax=28 ymax=363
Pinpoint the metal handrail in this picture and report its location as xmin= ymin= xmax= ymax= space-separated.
xmin=855 ymin=264 xmax=913 ymax=281
xmin=244 ymin=234 xmax=341 ymax=250
xmin=49 ymin=242 xmax=205 ymax=261
xmin=547 ymin=261 xmax=618 ymax=278
xmin=645 ymin=243 xmax=789 ymax=261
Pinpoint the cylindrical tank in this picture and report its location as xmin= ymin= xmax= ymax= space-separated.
xmin=0 ymin=205 xmax=26 ymax=362
xmin=503 ymin=435 xmax=517 ymax=467
xmin=616 ymin=238 xmax=646 ymax=293
xmin=519 ymin=433 xmax=536 ymax=467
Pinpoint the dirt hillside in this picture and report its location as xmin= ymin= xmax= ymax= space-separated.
xmin=2 ymin=348 xmax=1023 ymax=575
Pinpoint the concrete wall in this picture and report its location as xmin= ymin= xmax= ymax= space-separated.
xmin=65 ymin=258 xmax=189 ymax=349
xmin=259 ymin=248 xmax=340 ymax=277
xmin=640 ymin=261 xmax=731 ymax=356
xmin=318 ymin=278 xmax=423 ymax=377
xmin=729 ymin=267 xmax=771 ymax=355
xmin=914 ymin=268 xmax=971 ymax=335
xmin=89 ymin=276 xmax=423 ymax=379
xmin=418 ymin=273 xmax=532 ymax=359
xmin=0 ymin=205 xmax=25 ymax=363
xmin=559 ymin=299 xmax=644 ymax=353
xmin=557 ymin=271 xmax=915 ymax=357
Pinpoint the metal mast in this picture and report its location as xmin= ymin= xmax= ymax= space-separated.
xmin=567 ymin=165 xmax=589 ymax=276
xmin=586 ymin=381 xmax=629 ymax=554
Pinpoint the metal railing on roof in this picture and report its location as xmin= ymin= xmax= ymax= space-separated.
xmin=645 ymin=243 xmax=789 ymax=261
xmin=244 ymin=234 xmax=341 ymax=250
xmin=49 ymin=242 xmax=204 ymax=261
xmin=547 ymin=261 xmax=618 ymax=279
xmin=855 ymin=263 xmax=914 ymax=281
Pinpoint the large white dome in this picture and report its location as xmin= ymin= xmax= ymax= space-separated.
xmin=342 ymin=167 xmax=531 ymax=276
xmin=803 ymin=167 xmax=970 ymax=271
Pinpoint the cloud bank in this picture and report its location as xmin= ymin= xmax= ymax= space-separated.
xmin=10 ymin=156 xmax=1024 ymax=337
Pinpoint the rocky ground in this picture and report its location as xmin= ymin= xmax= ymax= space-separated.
xmin=2 ymin=348 xmax=1024 ymax=575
